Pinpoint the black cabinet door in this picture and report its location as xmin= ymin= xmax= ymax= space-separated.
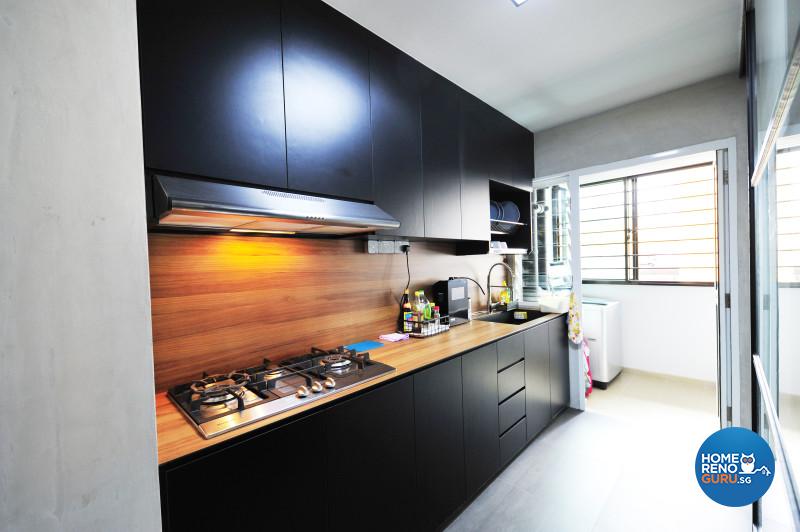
xmin=370 ymin=39 xmax=424 ymax=237
xmin=325 ymin=378 xmax=416 ymax=532
xmin=548 ymin=316 xmax=570 ymax=418
xmin=491 ymin=116 xmax=534 ymax=189
xmin=524 ymin=323 xmax=551 ymax=440
xmin=282 ymin=0 xmax=373 ymax=200
xmin=486 ymin=112 xmax=509 ymax=186
xmin=420 ymin=67 xmax=462 ymax=239
xmin=138 ymin=0 xmax=287 ymax=188
xmin=511 ymin=126 xmax=534 ymax=190
xmin=462 ymin=344 xmax=500 ymax=497
xmin=414 ymin=357 xmax=466 ymax=531
xmin=459 ymin=92 xmax=491 ymax=241
xmin=161 ymin=414 xmax=324 ymax=532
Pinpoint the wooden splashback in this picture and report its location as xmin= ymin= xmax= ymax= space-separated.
xmin=149 ymin=233 xmax=502 ymax=391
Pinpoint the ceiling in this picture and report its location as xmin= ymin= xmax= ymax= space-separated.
xmin=324 ymin=0 xmax=742 ymax=132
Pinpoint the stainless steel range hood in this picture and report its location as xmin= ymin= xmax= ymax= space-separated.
xmin=152 ymin=174 xmax=400 ymax=235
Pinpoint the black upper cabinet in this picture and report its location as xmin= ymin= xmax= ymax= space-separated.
xmin=371 ymin=39 xmax=424 ymax=237
xmin=511 ymin=126 xmax=534 ymax=190
xmin=459 ymin=91 xmax=491 ymax=241
xmin=414 ymin=357 xmax=466 ymax=531
xmin=325 ymin=377 xmax=416 ymax=532
xmin=137 ymin=0 xmax=287 ymax=188
xmin=548 ymin=316 xmax=570 ymax=418
xmin=462 ymin=344 xmax=500 ymax=497
xmin=282 ymin=0 xmax=373 ymax=201
xmin=492 ymin=115 xmax=534 ymax=189
xmin=160 ymin=414 xmax=324 ymax=532
xmin=524 ymin=323 xmax=551 ymax=441
xmin=420 ymin=67 xmax=462 ymax=240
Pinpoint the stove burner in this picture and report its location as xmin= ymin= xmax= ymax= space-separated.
xmin=167 ymin=346 xmax=395 ymax=438
xmin=190 ymin=372 xmax=250 ymax=404
xmin=320 ymin=354 xmax=352 ymax=370
xmin=263 ymin=367 xmax=288 ymax=381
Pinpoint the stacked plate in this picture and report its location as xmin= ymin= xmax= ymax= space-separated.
xmin=490 ymin=200 xmax=520 ymax=233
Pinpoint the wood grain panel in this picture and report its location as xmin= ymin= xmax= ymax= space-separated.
xmin=149 ymin=233 xmax=500 ymax=390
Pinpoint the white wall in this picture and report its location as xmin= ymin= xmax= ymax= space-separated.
xmin=583 ymin=285 xmax=718 ymax=383
xmin=534 ymin=73 xmax=751 ymax=423
xmin=779 ymin=287 xmax=800 ymax=396
xmin=0 ymin=1 xmax=161 ymax=530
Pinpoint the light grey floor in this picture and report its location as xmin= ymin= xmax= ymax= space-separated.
xmin=446 ymin=370 xmax=751 ymax=532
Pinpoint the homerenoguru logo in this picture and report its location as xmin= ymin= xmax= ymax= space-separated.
xmin=695 ymin=427 xmax=775 ymax=507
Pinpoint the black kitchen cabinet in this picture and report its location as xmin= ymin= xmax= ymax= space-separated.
xmin=414 ymin=357 xmax=466 ymax=531
xmin=491 ymin=115 xmax=534 ymax=189
xmin=459 ymin=92 xmax=491 ymax=241
xmin=160 ymin=413 xmax=324 ymax=531
xmin=511 ymin=126 xmax=534 ymax=190
xmin=524 ymin=323 xmax=551 ymax=441
xmin=282 ymin=0 xmax=373 ymax=201
xmin=137 ymin=0 xmax=287 ymax=188
xmin=370 ymin=39 xmax=424 ymax=237
xmin=548 ymin=316 xmax=570 ymax=418
xmin=420 ymin=67 xmax=462 ymax=240
xmin=325 ymin=377 xmax=416 ymax=532
xmin=462 ymin=344 xmax=500 ymax=497
xmin=497 ymin=332 xmax=525 ymax=370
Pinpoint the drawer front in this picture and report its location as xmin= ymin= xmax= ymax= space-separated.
xmin=498 ymin=360 xmax=525 ymax=403
xmin=499 ymin=389 xmax=526 ymax=435
xmin=499 ymin=417 xmax=526 ymax=464
xmin=497 ymin=333 xmax=524 ymax=371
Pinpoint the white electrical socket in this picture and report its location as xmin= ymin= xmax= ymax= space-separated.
xmin=379 ymin=240 xmax=395 ymax=254
xmin=394 ymin=240 xmax=410 ymax=254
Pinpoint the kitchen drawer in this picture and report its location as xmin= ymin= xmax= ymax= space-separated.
xmin=498 ymin=360 xmax=525 ymax=403
xmin=499 ymin=389 xmax=526 ymax=435
xmin=497 ymin=333 xmax=524 ymax=371
xmin=499 ymin=417 xmax=526 ymax=465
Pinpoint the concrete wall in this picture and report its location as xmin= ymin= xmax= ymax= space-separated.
xmin=583 ymin=285 xmax=718 ymax=383
xmin=534 ymin=73 xmax=751 ymax=424
xmin=0 ymin=2 xmax=161 ymax=531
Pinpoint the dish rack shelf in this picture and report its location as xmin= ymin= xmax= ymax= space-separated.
xmin=490 ymin=219 xmax=527 ymax=235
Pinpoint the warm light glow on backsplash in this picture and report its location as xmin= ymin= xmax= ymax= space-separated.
xmin=148 ymin=232 xmax=500 ymax=391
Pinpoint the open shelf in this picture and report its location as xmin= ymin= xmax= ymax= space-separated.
xmin=488 ymin=180 xmax=532 ymax=254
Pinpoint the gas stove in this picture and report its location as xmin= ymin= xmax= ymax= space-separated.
xmin=168 ymin=346 xmax=395 ymax=439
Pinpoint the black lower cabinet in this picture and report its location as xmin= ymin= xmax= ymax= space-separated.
xmin=524 ymin=324 xmax=551 ymax=441
xmin=548 ymin=317 xmax=570 ymax=418
xmin=414 ymin=357 xmax=466 ymax=531
xmin=160 ymin=413 xmax=324 ymax=532
xmin=462 ymin=344 xmax=500 ymax=498
xmin=161 ymin=317 xmax=570 ymax=532
xmin=325 ymin=377 xmax=416 ymax=532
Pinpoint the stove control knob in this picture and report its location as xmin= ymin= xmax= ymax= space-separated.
xmin=323 ymin=377 xmax=336 ymax=389
xmin=296 ymin=385 xmax=309 ymax=398
xmin=311 ymin=381 xmax=323 ymax=393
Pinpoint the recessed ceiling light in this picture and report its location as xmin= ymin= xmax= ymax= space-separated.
xmin=511 ymin=0 xmax=529 ymax=6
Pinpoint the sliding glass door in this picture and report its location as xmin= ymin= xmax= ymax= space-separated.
xmin=747 ymin=0 xmax=800 ymax=528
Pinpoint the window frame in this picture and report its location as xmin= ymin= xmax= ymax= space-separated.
xmin=580 ymin=161 xmax=718 ymax=288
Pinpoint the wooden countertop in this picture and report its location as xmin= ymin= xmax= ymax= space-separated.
xmin=155 ymin=313 xmax=564 ymax=465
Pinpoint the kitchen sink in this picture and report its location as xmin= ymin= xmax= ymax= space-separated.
xmin=475 ymin=309 xmax=548 ymax=325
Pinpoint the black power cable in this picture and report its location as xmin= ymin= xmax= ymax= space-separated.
xmin=451 ymin=276 xmax=486 ymax=295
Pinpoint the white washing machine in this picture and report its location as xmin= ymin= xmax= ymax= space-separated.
xmin=582 ymin=298 xmax=622 ymax=388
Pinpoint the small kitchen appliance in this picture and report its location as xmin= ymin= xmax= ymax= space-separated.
xmin=168 ymin=346 xmax=395 ymax=438
xmin=433 ymin=277 xmax=471 ymax=326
